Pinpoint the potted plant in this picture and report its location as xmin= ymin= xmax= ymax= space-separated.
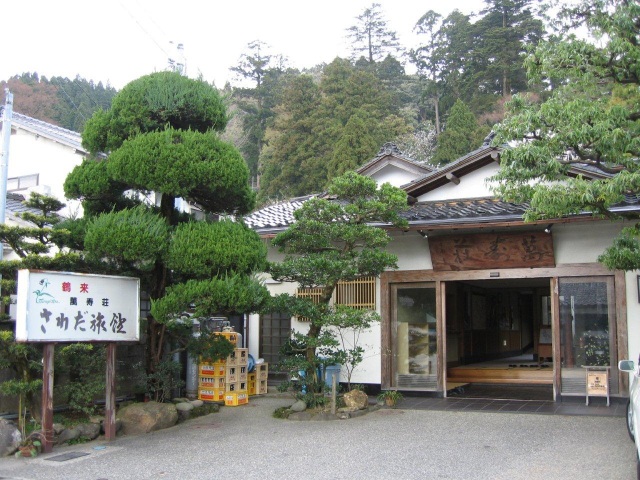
xmin=15 ymin=432 xmax=44 ymax=458
xmin=377 ymin=390 xmax=403 ymax=407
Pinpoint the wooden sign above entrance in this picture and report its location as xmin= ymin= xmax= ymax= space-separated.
xmin=428 ymin=232 xmax=555 ymax=271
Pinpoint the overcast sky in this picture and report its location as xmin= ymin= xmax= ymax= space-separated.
xmin=3 ymin=0 xmax=483 ymax=90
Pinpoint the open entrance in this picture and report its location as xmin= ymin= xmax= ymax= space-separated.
xmin=445 ymin=278 xmax=554 ymax=400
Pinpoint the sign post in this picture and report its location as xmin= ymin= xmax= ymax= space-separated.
xmin=584 ymin=366 xmax=610 ymax=406
xmin=15 ymin=270 xmax=140 ymax=452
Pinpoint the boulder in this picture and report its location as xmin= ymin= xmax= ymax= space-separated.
xmin=290 ymin=400 xmax=307 ymax=412
xmin=76 ymin=422 xmax=101 ymax=440
xmin=343 ymin=390 xmax=369 ymax=410
xmin=0 ymin=419 xmax=21 ymax=457
xmin=117 ymin=401 xmax=178 ymax=436
xmin=190 ymin=400 xmax=204 ymax=408
xmin=175 ymin=402 xmax=194 ymax=412
xmin=56 ymin=427 xmax=80 ymax=445
xmin=100 ymin=418 xmax=123 ymax=434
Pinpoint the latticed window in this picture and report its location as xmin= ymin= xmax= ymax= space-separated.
xmin=335 ymin=276 xmax=376 ymax=309
xmin=294 ymin=276 xmax=376 ymax=321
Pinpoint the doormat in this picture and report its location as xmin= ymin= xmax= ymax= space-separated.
xmin=447 ymin=383 xmax=553 ymax=401
xmin=45 ymin=451 xmax=90 ymax=462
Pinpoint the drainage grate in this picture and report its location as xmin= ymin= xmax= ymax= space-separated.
xmin=45 ymin=451 xmax=90 ymax=462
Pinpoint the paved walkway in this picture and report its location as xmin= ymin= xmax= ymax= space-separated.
xmin=0 ymin=394 xmax=634 ymax=480
xmin=401 ymin=394 xmax=626 ymax=417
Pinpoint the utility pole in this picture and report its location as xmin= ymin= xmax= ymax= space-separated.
xmin=168 ymin=41 xmax=186 ymax=76
xmin=0 ymin=89 xmax=13 ymax=248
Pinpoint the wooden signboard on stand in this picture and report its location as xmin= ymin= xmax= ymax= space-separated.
xmin=584 ymin=366 xmax=610 ymax=406
xmin=15 ymin=270 xmax=140 ymax=452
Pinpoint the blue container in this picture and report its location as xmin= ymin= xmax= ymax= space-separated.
xmin=324 ymin=365 xmax=341 ymax=387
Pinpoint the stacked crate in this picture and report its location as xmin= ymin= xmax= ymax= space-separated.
xmin=197 ymin=331 xmax=251 ymax=406
xmin=248 ymin=362 xmax=269 ymax=396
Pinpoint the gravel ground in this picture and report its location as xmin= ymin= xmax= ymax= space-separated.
xmin=0 ymin=394 xmax=635 ymax=480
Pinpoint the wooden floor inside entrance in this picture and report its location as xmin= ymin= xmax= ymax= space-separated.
xmin=447 ymin=356 xmax=553 ymax=385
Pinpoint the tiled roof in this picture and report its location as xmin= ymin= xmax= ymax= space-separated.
xmin=243 ymin=195 xmax=316 ymax=234
xmin=2 ymin=110 xmax=87 ymax=154
xmin=403 ymin=198 xmax=528 ymax=227
xmin=6 ymin=192 xmax=39 ymax=215
xmin=357 ymin=142 xmax=435 ymax=175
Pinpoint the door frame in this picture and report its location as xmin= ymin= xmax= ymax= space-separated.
xmin=380 ymin=263 xmax=627 ymax=397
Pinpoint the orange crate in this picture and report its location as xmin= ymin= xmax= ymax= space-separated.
xmin=225 ymin=350 xmax=238 ymax=367
xmin=224 ymin=391 xmax=248 ymax=406
xmin=248 ymin=372 xmax=256 ymax=382
xmin=198 ymin=387 xmax=225 ymax=402
xmin=226 ymin=381 xmax=239 ymax=392
xmin=216 ymin=331 xmax=239 ymax=346
xmin=248 ymin=380 xmax=257 ymax=395
xmin=199 ymin=376 xmax=225 ymax=389
xmin=238 ymin=365 xmax=248 ymax=382
xmin=199 ymin=363 xmax=225 ymax=377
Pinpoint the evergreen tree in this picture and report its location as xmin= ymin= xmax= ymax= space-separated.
xmin=347 ymin=3 xmax=402 ymax=63
xmin=268 ymin=172 xmax=408 ymax=400
xmin=473 ymin=0 xmax=545 ymax=97
xmin=64 ymin=72 xmax=268 ymax=378
xmin=433 ymin=99 xmax=486 ymax=164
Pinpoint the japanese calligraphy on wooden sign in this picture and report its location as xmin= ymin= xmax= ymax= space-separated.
xmin=15 ymin=270 xmax=140 ymax=342
xmin=428 ymin=232 xmax=555 ymax=271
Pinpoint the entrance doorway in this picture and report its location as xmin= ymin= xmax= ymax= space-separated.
xmin=445 ymin=278 xmax=554 ymax=399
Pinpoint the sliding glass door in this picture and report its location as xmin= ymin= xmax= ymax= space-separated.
xmin=392 ymin=283 xmax=438 ymax=390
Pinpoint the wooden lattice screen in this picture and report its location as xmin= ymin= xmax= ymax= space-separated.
xmin=295 ymin=277 xmax=376 ymax=321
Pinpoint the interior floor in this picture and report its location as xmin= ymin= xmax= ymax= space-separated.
xmin=446 ymin=382 xmax=554 ymax=401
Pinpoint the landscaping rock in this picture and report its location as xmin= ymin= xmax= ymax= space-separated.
xmin=290 ymin=400 xmax=307 ymax=412
xmin=117 ymin=401 xmax=178 ymax=436
xmin=56 ymin=427 xmax=80 ymax=445
xmin=76 ymin=423 xmax=101 ymax=440
xmin=190 ymin=400 xmax=204 ymax=408
xmin=175 ymin=402 xmax=194 ymax=412
xmin=52 ymin=423 xmax=66 ymax=435
xmin=343 ymin=390 xmax=369 ymax=410
xmin=100 ymin=418 xmax=123 ymax=434
xmin=0 ymin=419 xmax=21 ymax=457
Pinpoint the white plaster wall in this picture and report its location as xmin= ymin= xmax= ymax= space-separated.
xmin=417 ymin=164 xmax=499 ymax=202
xmin=9 ymin=130 xmax=85 ymax=217
xmin=552 ymin=221 xmax=625 ymax=264
xmin=387 ymin=230 xmax=433 ymax=271
xmin=371 ymin=166 xmax=420 ymax=188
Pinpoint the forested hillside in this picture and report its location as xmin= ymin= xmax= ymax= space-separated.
xmin=0 ymin=1 xmax=546 ymax=205
xmin=0 ymin=73 xmax=116 ymax=132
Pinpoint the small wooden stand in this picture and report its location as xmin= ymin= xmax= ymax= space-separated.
xmin=584 ymin=366 xmax=610 ymax=406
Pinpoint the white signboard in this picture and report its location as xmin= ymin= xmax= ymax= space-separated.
xmin=16 ymin=270 xmax=140 ymax=342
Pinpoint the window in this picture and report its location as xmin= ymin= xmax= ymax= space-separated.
xmin=294 ymin=277 xmax=376 ymax=321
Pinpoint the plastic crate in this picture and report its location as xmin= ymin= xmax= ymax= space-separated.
xmin=198 ymin=387 xmax=225 ymax=402
xmin=225 ymin=350 xmax=238 ymax=367
xmin=248 ymin=380 xmax=257 ymax=395
xmin=255 ymin=363 xmax=269 ymax=381
xmin=235 ymin=348 xmax=248 ymax=366
xmin=216 ymin=331 xmax=239 ymax=346
xmin=258 ymin=379 xmax=268 ymax=395
xmin=199 ymin=363 xmax=225 ymax=377
xmin=224 ymin=391 xmax=248 ymax=407
xmin=226 ymin=381 xmax=239 ymax=392
xmin=225 ymin=366 xmax=238 ymax=383
xmin=199 ymin=376 xmax=225 ymax=389
xmin=248 ymin=372 xmax=256 ymax=382
xmin=238 ymin=365 xmax=248 ymax=382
